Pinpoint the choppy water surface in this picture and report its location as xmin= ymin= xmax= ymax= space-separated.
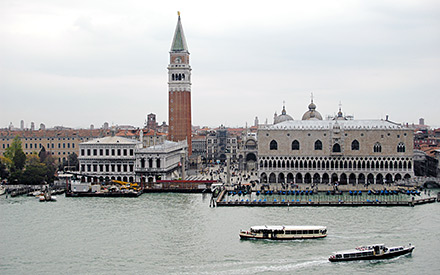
xmin=1 ymin=193 xmax=439 ymax=274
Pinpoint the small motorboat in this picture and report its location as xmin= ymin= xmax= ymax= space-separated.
xmin=37 ymin=192 xmax=57 ymax=202
xmin=329 ymin=243 xmax=414 ymax=262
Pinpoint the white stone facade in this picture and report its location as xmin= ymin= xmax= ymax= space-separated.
xmin=79 ymin=136 xmax=188 ymax=183
xmin=135 ymin=140 xmax=187 ymax=182
xmin=79 ymin=136 xmax=141 ymax=182
xmin=258 ymin=119 xmax=414 ymax=185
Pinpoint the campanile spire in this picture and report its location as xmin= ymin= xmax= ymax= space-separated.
xmin=170 ymin=11 xmax=188 ymax=52
xmin=168 ymin=12 xmax=192 ymax=155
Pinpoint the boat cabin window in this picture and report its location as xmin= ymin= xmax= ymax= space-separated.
xmin=336 ymin=254 xmax=342 ymax=259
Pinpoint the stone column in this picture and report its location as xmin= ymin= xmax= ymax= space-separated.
xmin=227 ymin=153 xmax=231 ymax=185
xmin=181 ymin=152 xmax=186 ymax=180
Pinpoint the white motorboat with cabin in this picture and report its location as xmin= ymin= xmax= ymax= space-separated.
xmin=239 ymin=225 xmax=327 ymax=240
xmin=329 ymin=243 xmax=415 ymax=262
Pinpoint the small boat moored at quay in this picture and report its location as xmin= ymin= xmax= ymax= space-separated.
xmin=239 ymin=225 xmax=327 ymax=240
xmin=329 ymin=243 xmax=415 ymax=262
xmin=37 ymin=192 xmax=57 ymax=202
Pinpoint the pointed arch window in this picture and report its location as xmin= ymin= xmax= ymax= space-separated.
xmin=332 ymin=143 xmax=341 ymax=153
xmin=397 ymin=142 xmax=405 ymax=153
xmin=314 ymin=140 xmax=322 ymax=150
xmin=373 ymin=142 xmax=382 ymax=153
xmin=291 ymin=140 xmax=300 ymax=150
xmin=351 ymin=140 xmax=359 ymax=150
xmin=270 ymin=140 xmax=278 ymax=150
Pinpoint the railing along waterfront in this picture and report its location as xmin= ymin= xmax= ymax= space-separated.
xmin=216 ymin=189 xmax=438 ymax=207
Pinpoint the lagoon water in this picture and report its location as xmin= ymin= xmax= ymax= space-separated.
xmin=1 ymin=193 xmax=440 ymax=274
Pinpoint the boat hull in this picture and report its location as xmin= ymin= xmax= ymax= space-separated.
xmin=329 ymin=247 xmax=414 ymax=262
xmin=239 ymin=233 xmax=327 ymax=240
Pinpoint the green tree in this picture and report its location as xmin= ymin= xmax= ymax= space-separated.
xmin=38 ymin=146 xmax=47 ymax=163
xmin=42 ymin=154 xmax=57 ymax=183
xmin=34 ymin=147 xmax=58 ymax=183
xmin=21 ymin=154 xmax=47 ymax=185
xmin=0 ymin=157 xmax=9 ymax=180
xmin=59 ymin=152 xmax=79 ymax=172
xmin=3 ymin=136 xmax=26 ymax=183
xmin=67 ymin=152 xmax=79 ymax=171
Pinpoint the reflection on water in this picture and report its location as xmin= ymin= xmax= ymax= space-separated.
xmin=0 ymin=192 xmax=439 ymax=274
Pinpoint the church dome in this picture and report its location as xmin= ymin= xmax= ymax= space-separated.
xmin=274 ymin=105 xmax=293 ymax=124
xmin=334 ymin=106 xmax=347 ymax=120
xmin=302 ymin=100 xmax=323 ymax=120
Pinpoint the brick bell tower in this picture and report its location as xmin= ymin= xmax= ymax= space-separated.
xmin=168 ymin=11 xmax=192 ymax=155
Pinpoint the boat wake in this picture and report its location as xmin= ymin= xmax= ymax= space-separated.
xmin=178 ymin=258 xmax=329 ymax=275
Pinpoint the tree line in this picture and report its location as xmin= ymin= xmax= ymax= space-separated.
xmin=0 ymin=136 xmax=79 ymax=185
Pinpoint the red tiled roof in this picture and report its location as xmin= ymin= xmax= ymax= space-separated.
xmin=419 ymin=144 xmax=440 ymax=157
xmin=0 ymin=129 xmax=110 ymax=139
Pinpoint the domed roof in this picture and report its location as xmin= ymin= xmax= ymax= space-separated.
xmin=334 ymin=106 xmax=347 ymax=120
xmin=302 ymin=99 xmax=323 ymax=120
xmin=274 ymin=105 xmax=293 ymax=124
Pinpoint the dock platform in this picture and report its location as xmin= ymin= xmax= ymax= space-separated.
xmin=65 ymin=191 xmax=141 ymax=197
xmin=215 ymin=189 xmax=438 ymax=207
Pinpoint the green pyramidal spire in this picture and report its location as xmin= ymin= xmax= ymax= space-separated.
xmin=171 ymin=11 xmax=188 ymax=52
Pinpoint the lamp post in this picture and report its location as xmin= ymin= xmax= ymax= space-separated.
xmin=226 ymin=149 xmax=231 ymax=186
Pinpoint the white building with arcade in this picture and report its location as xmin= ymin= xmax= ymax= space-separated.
xmin=258 ymin=100 xmax=414 ymax=185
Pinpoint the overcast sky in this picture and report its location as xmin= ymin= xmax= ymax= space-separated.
xmin=1 ymin=0 xmax=439 ymax=129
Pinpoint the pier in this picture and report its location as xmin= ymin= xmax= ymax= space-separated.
xmin=63 ymin=180 xmax=218 ymax=197
xmin=65 ymin=191 xmax=141 ymax=197
xmin=2 ymin=184 xmax=65 ymax=198
xmin=214 ymin=184 xmax=439 ymax=207
xmin=143 ymin=180 xmax=216 ymax=193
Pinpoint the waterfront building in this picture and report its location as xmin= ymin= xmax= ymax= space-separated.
xmin=0 ymin=128 xmax=113 ymax=163
xmin=78 ymin=136 xmax=141 ymax=183
xmin=77 ymin=131 xmax=186 ymax=183
xmin=0 ymin=125 xmax=168 ymax=166
xmin=258 ymin=101 xmax=414 ymax=185
xmin=135 ymin=140 xmax=187 ymax=182
xmin=168 ymin=12 xmax=192 ymax=155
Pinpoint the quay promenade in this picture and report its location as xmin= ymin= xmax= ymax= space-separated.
xmin=215 ymin=184 xmax=438 ymax=207
xmin=197 ymin=164 xmax=439 ymax=207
